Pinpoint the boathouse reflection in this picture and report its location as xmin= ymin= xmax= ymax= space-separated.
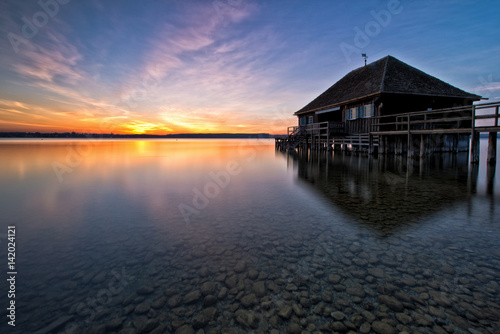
xmin=282 ymin=150 xmax=480 ymax=235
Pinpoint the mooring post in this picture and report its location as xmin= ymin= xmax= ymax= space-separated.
xmin=487 ymin=163 xmax=496 ymax=195
xmin=487 ymin=132 xmax=497 ymax=165
xmin=470 ymin=131 xmax=480 ymax=164
xmin=470 ymin=105 xmax=480 ymax=164
xmin=368 ymin=134 xmax=374 ymax=155
xmin=397 ymin=136 xmax=403 ymax=155
xmin=407 ymin=134 xmax=414 ymax=159
xmin=327 ymin=131 xmax=331 ymax=151
xmin=406 ymin=114 xmax=411 ymax=157
xmin=420 ymin=134 xmax=426 ymax=158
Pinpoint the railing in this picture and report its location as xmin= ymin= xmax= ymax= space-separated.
xmin=287 ymin=126 xmax=301 ymax=136
xmin=371 ymin=105 xmax=474 ymax=134
xmin=370 ymin=102 xmax=500 ymax=134
xmin=288 ymin=122 xmax=345 ymax=136
xmin=473 ymin=101 xmax=500 ymax=132
xmin=305 ymin=121 xmax=345 ymax=134
xmin=280 ymin=126 xmax=307 ymax=149
xmin=328 ymin=121 xmax=345 ymax=134
xmin=278 ymin=122 xmax=346 ymax=149
xmin=278 ymin=102 xmax=500 ymax=153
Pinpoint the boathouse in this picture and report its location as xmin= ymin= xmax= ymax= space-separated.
xmin=276 ymin=55 xmax=500 ymax=163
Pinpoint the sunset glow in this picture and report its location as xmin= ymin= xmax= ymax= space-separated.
xmin=1 ymin=0 xmax=499 ymax=134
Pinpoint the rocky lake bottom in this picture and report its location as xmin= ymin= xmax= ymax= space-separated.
xmin=1 ymin=139 xmax=499 ymax=334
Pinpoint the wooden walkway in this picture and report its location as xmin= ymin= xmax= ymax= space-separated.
xmin=276 ymin=101 xmax=500 ymax=164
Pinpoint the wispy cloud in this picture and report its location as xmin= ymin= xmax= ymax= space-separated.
xmin=12 ymin=32 xmax=83 ymax=83
xmin=1 ymin=1 xmax=497 ymax=134
xmin=0 ymin=0 xmax=297 ymax=134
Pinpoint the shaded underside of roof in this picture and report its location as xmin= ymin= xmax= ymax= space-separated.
xmin=296 ymin=56 xmax=481 ymax=115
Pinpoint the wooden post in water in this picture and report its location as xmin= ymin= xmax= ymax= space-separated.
xmin=407 ymin=134 xmax=414 ymax=159
xmin=406 ymin=114 xmax=411 ymax=158
xmin=487 ymin=132 xmax=497 ymax=164
xmin=470 ymin=105 xmax=480 ymax=164
xmin=397 ymin=136 xmax=403 ymax=155
xmin=420 ymin=134 xmax=426 ymax=158
xmin=327 ymin=131 xmax=331 ymax=151
xmin=488 ymin=105 xmax=500 ymax=164
xmin=487 ymin=163 xmax=496 ymax=195
xmin=368 ymin=134 xmax=374 ymax=155
xmin=470 ymin=131 xmax=480 ymax=164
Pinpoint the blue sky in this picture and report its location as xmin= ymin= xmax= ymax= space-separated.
xmin=0 ymin=0 xmax=499 ymax=134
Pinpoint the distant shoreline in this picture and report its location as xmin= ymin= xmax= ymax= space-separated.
xmin=0 ymin=132 xmax=492 ymax=139
xmin=0 ymin=132 xmax=284 ymax=139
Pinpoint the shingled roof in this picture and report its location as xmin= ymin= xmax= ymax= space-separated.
xmin=295 ymin=55 xmax=481 ymax=115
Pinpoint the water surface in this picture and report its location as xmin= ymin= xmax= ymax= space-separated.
xmin=0 ymin=139 xmax=499 ymax=334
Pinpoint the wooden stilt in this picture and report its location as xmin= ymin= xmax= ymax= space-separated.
xmin=487 ymin=132 xmax=497 ymax=165
xmin=368 ymin=134 xmax=374 ymax=155
xmin=487 ymin=163 xmax=496 ymax=195
xmin=327 ymin=131 xmax=331 ymax=151
xmin=470 ymin=131 xmax=480 ymax=164
xmin=407 ymin=134 xmax=414 ymax=159
xmin=397 ymin=136 xmax=403 ymax=155
xmin=420 ymin=134 xmax=426 ymax=158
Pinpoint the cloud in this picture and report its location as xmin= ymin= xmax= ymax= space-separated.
xmin=0 ymin=1 xmax=300 ymax=134
xmin=0 ymin=99 xmax=29 ymax=109
xmin=11 ymin=31 xmax=83 ymax=83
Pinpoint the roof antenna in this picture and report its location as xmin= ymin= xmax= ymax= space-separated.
xmin=362 ymin=53 xmax=368 ymax=66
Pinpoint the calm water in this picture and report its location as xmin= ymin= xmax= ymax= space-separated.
xmin=0 ymin=139 xmax=499 ymax=334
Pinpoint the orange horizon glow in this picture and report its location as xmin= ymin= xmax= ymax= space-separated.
xmin=0 ymin=110 xmax=291 ymax=135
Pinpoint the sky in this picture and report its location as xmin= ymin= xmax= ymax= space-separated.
xmin=0 ymin=0 xmax=499 ymax=135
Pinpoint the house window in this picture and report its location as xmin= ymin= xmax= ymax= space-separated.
xmin=365 ymin=104 xmax=374 ymax=117
xmin=350 ymin=108 xmax=357 ymax=120
xmin=308 ymin=116 xmax=314 ymax=124
xmin=358 ymin=106 xmax=365 ymax=118
xmin=347 ymin=104 xmax=374 ymax=119
xmin=299 ymin=117 xmax=306 ymax=126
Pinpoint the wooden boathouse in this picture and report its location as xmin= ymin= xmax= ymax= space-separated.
xmin=276 ymin=56 xmax=500 ymax=164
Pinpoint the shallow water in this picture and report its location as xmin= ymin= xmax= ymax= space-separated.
xmin=0 ymin=138 xmax=499 ymax=334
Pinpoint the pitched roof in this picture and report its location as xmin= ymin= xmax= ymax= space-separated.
xmin=295 ymin=55 xmax=481 ymax=115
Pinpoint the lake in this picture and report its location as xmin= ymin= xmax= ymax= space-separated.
xmin=1 ymin=138 xmax=499 ymax=334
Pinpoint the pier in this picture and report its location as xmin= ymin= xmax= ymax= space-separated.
xmin=276 ymin=101 xmax=500 ymax=165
